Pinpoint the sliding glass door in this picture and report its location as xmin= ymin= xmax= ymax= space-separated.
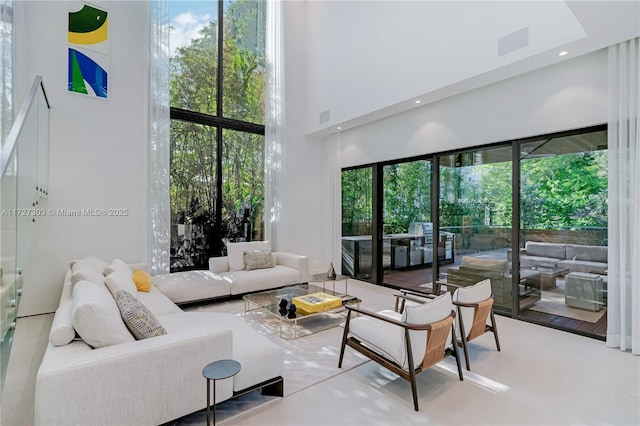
xmin=517 ymin=129 xmax=608 ymax=336
xmin=382 ymin=159 xmax=433 ymax=288
xmin=341 ymin=167 xmax=373 ymax=279
xmin=438 ymin=146 xmax=515 ymax=311
xmin=339 ymin=125 xmax=608 ymax=339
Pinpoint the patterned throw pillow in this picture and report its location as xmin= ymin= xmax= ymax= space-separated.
xmin=243 ymin=249 xmax=275 ymax=271
xmin=115 ymin=290 xmax=167 ymax=339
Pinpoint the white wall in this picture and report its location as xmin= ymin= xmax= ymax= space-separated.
xmin=17 ymin=1 xmax=149 ymax=316
xmin=340 ymin=49 xmax=608 ymax=167
xmin=278 ymin=1 xmax=327 ymax=273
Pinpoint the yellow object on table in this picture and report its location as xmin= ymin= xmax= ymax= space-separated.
xmin=292 ymin=292 xmax=342 ymax=314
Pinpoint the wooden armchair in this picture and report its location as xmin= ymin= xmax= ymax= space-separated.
xmin=338 ymin=292 xmax=463 ymax=411
xmin=396 ymin=280 xmax=500 ymax=371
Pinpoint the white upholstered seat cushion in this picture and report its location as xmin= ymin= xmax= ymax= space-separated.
xmin=349 ymin=292 xmax=452 ymax=370
xmin=152 ymin=270 xmax=232 ymax=304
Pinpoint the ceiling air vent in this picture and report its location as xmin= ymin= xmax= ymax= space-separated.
xmin=498 ymin=27 xmax=529 ymax=56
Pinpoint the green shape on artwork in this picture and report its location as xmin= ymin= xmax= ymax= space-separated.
xmin=69 ymin=5 xmax=108 ymax=33
xmin=70 ymin=50 xmax=88 ymax=94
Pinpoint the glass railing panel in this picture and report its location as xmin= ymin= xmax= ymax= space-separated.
xmin=0 ymin=147 xmax=18 ymax=391
xmin=0 ymin=76 xmax=50 ymax=393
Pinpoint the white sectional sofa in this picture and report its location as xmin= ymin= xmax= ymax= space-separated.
xmin=35 ymin=256 xmax=284 ymax=426
xmin=154 ymin=241 xmax=310 ymax=304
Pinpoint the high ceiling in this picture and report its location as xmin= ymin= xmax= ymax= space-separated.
xmin=311 ymin=1 xmax=640 ymax=137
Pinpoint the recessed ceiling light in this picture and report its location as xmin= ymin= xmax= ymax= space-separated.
xmin=558 ymin=50 xmax=568 ymax=57
xmin=415 ymin=100 xmax=421 ymax=104
xmin=337 ymin=126 xmax=342 ymax=130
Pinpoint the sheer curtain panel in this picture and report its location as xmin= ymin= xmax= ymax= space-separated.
xmin=265 ymin=0 xmax=286 ymax=250
xmin=607 ymin=37 xmax=640 ymax=355
xmin=148 ymin=0 xmax=170 ymax=275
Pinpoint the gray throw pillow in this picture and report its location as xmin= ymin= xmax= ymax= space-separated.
xmin=243 ymin=249 xmax=275 ymax=271
xmin=115 ymin=290 xmax=167 ymax=340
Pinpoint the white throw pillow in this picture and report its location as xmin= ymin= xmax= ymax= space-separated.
xmin=104 ymin=258 xmax=133 ymax=277
xmin=69 ymin=256 xmax=109 ymax=273
xmin=227 ymin=241 xmax=270 ymax=271
xmin=48 ymin=304 xmax=76 ymax=346
xmin=70 ymin=264 xmax=106 ymax=288
xmin=71 ymin=281 xmax=134 ymax=348
xmin=104 ymin=268 xmax=138 ymax=300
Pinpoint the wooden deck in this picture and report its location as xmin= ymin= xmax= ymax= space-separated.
xmin=380 ymin=266 xmax=606 ymax=340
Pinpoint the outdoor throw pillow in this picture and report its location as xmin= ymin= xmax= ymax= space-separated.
xmin=132 ymin=269 xmax=152 ymax=292
xmin=243 ymin=249 xmax=275 ymax=271
xmin=115 ymin=290 xmax=167 ymax=340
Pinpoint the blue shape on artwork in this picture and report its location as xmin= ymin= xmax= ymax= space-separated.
xmin=68 ymin=48 xmax=108 ymax=98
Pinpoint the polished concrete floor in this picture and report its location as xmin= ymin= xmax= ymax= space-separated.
xmin=2 ymin=280 xmax=639 ymax=426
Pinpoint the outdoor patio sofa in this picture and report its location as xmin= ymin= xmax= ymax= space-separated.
xmin=518 ymin=241 xmax=608 ymax=274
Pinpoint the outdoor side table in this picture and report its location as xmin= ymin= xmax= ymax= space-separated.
xmin=202 ymin=359 xmax=241 ymax=426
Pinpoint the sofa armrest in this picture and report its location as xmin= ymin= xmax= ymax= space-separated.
xmin=36 ymin=328 xmax=233 ymax=426
xmin=209 ymin=256 xmax=230 ymax=273
xmin=274 ymin=252 xmax=310 ymax=282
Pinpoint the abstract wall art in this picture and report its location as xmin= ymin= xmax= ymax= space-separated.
xmin=67 ymin=1 xmax=109 ymax=99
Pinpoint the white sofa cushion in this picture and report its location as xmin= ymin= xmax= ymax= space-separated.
xmin=104 ymin=258 xmax=133 ymax=277
xmin=135 ymin=287 xmax=182 ymax=316
xmin=160 ymin=312 xmax=284 ymax=392
xmin=227 ymin=241 xmax=270 ymax=271
xmin=152 ymin=270 xmax=231 ymax=304
xmin=71 ymin=281 xmax=134 ymax=348
xmin=225 ymin=265 xmax=299 ymax=295
xmin=49 ymin=303 xmax=76 ymax=346
xmin=115 ymin=291 xmax=167 ymax=339
xmin=104 ymin=268 xmax=138 ymax=299
xmin=70 ymin=264 xmax=105 ymax=288
xmin=70 ymin=256 xmax=109 ymax=273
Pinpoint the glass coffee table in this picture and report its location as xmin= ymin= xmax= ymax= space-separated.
xmin=243 ymin=283 xmax=360 ymax=339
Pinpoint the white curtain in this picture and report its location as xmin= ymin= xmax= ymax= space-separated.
xmin=607 ymin=37 xmax=640 ymax=355
xmin=265 ymin=0 xmax=286 ymax=250
xmin=148 ymin=0 xmax=170 ymax=275
xmin=327 ymin=133 xmax=342 ymax=273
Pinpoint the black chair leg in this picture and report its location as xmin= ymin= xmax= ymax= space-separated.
xmin=490 ymin=310 xmax=501 ymax=351
xmin=338 ymin=310 xmax=352 ymax=368
xmin=451 ymin=325 xmax=464 ymax=381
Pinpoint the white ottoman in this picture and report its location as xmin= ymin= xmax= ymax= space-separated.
xmin=565 ymin=272 xmax=603 ymax=312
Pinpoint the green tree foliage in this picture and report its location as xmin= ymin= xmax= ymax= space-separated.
xmin=169 ymin=1 xmax=265 ymax=268
xmin=342 ymin=168 xmax=372 ymax=236
xmin=383 ymin=161 xmax=431 ymax=233
xmin=521 ymin=151 xmax=607 ymax=229
xmin=342 ymin=149 xmax=607 ymax=236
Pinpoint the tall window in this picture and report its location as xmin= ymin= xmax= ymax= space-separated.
xmin=169 ymin=0 xmax=265 ymax=271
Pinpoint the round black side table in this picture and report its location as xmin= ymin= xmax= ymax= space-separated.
xmin=202 ymin=359 xmax=241 ymax=426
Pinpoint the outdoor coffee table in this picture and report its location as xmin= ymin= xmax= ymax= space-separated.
xmin=243 ymin=283 xmax=361 ymax=339
xmin=524 ymin=266 xmax=569 ymax=290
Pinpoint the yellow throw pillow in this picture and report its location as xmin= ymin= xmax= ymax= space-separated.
xmin=132 ymin=270 xmax=152 ymax=292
